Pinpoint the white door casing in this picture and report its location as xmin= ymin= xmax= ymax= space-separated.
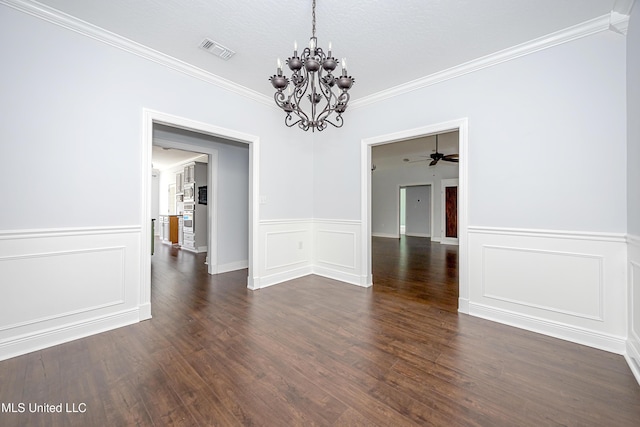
xmin=361 ymin=118 xmax=469 ymax=312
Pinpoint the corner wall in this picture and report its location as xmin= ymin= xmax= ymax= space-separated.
xmin=626 ymin=3 xmax=640 ymax=383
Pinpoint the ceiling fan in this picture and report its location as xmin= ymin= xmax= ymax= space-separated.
xmin=412 ymin=134 xmax=459 ymax=166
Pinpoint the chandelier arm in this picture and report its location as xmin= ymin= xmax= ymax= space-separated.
xmin=316 ymin=90 xmax=341 ymax=124
xmin=338 ymin=91 xmax=350 ymax=104
xmin=284 ymin=114 xmax=304 ymax=129
xmin=273 ymin=91 xmax=289 ymax=111
xmin=322 ymin=114 xmax=345 ymax=129
xmin=291 ymin=81 xmax=311 ymax=124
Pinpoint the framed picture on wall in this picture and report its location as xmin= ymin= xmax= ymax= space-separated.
xmin=198 ymin=186 xmax=207 ymax=205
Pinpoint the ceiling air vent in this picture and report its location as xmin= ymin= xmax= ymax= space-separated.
xmin=199 ymin=38 xmax=235 ymax=60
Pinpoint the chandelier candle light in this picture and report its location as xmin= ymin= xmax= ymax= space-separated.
xmin=269 ymin=0 xmax=354 ymax=131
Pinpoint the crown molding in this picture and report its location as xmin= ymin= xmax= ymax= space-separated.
xmin=3 ymin=0 xmax=631 ymax=113
xmin=610 ymin=11 xmax=631 ymax=35
xmin=351 ymin=14 xmax=622 ymax=109
xmin=0 ymin=0 xmax=274 ymax=108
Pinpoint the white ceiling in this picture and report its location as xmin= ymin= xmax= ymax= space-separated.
xmin=151 ymin=146 xmax=207 ymax=171
xmin=372 ymin=130 xmax=459 ymax=170
xmin=32 ymin=0 xmax=618 ymax=100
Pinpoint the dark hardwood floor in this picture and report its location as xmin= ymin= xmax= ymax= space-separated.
xmin=1 ymin=236 xmax=639 ymax=426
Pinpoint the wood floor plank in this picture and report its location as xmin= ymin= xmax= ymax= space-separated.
xmin=1 ymin=236 xmax=638 ymax=426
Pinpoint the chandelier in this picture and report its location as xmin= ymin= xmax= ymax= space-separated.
xmin=269 ymin=0 xmax=354 ymax=132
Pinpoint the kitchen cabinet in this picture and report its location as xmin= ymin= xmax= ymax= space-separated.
xmin=175 ymin=171 xmax=184 ymax=193
xmin=184 ymin=163 xmax=195 ymax=184
xmin=158 ymin=217 xmax=165 ymax=241
xmin=182 ymin=231 xmax=195 ymax=250
xmin=169 ymin=216 xmax=179 ymax=244
xmin=181 ymin=161 xmax=208 ymax=253
xmin=159 ymin=215 xmax=180 ymax=245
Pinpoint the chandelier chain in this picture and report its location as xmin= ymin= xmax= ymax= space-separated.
xmin=312 ymin=0 xmax=316 ymax=37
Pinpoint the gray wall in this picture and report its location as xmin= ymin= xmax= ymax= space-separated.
xmin=405 ymin=185 xmax=431 ymax=237
xmin=0 ymin=4 xmax=313 ymax=230
xmin=314 ymin=29 xmax=627 ymax=234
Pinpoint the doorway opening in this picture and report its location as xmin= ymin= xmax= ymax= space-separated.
xmin=362 ymin=118 xmax=469 ymax=313
xmin=399 ymin=185 xmax=433 ymax=239
xmin=152 ymin=142 xmax=213 ymax=261
xmin=140 ymin=109 xmax=260 ymax=320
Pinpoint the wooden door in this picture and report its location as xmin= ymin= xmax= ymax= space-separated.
xmin=440 ymin=179 xmax=459 ymax=245
xmin=445 ymin=186 xmax=457 ymax=238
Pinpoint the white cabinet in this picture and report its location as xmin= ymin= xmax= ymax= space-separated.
xmin=184 ymin=163 xmax=195 ymax=184
xmin=175 ymin=172 xmax=184 ymax=193
xmin=159 ymin=216 xmax=166 ymax=241
xmin=181 ymin=161 xmax=207 ymax=253
xmin=182 ymin=232 xmax=196 ymax=250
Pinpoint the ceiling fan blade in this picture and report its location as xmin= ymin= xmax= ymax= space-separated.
xmin=442 ymin=154 xmax=459 ymax=163
xmin=429 ymin=159 xmax=438 ymax=166
xmin=442 ymin=158 xmax=459 ymax=163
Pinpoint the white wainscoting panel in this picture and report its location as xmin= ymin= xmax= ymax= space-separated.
xmin=255 ymin=219 xmax=366 ymax=289
xmin=257 ymin=220 xmax=313 ymax=288
xmin=0 ymin=227 xmax=141 ymax=361
xmin=468 ymin=227 xmax=627 ymax=354
xmin=314 ymin=219 xmax=366 ymax=287
xmin=627 ymin=235 xmax=640 ymax=384
xmin=0 ymin=247 xmax=126 ymax=330
xmin=482 ymin=245 xmax=603 ymax=320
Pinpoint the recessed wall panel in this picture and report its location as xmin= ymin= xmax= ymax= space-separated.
xmin=0 ymin=247 xmax=125 ymax=330
xmin=482 ymin=245 xmax=602 ymax=320
xmin=316 ymin=230 xmax=356 ymax=269
xmin=264 ymin=230 xmax=309 ymax=270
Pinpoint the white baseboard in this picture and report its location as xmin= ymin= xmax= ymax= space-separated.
xmin=313 ymin=266 xmax=371 ymax=288
xmin=215 ymin=260 xmax=248 ymax=274
xmin=440 ymin=237 xmax=459 ymax=245
xmin=469 ymin=302 xmax=627 ymax=354
xmin=458 ymin=298 xmax=470 ymax=314
xmin=405 ymin=232 xmax=431 ymax=238
xmin=181 ymin=245 xmax=208 ymax=253
xmin=626 ymin=335 xmax=640 ymax=385
xmin=256 ymin=266 xmax=314 ymax=289
xmin=139 ymin=303 xmax=152 ymax=321
xmin=372 ymin=233 xmax=399 ymax=239
xmin=0 ymin=308 xmax=139 ymax=362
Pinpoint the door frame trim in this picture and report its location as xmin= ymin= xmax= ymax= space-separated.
xmin=361 ymin=118 xmax=469 ymax=313
xmin=140 ymin=109 xmax=260 ymax=319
